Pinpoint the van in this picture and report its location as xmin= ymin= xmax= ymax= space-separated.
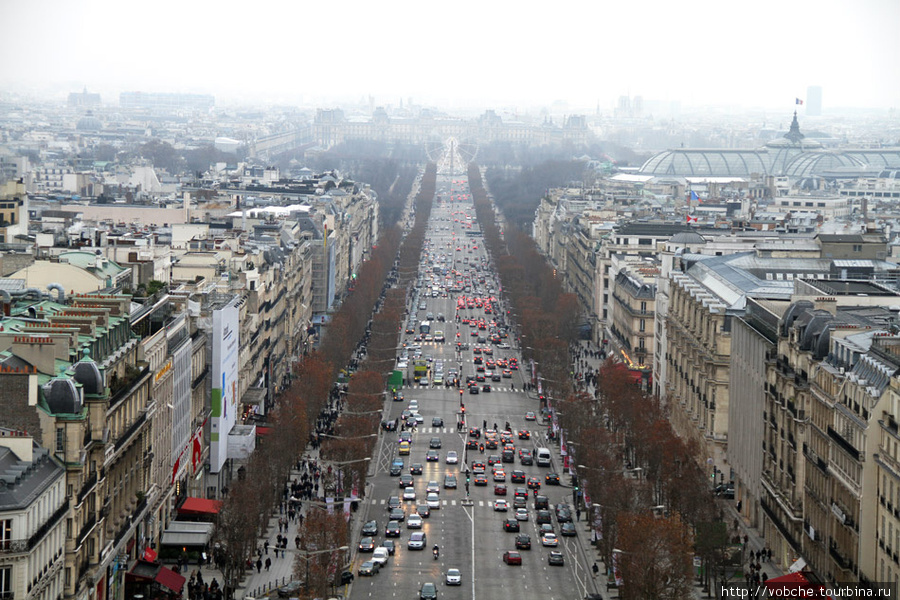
xmin=399 ymin=441 xmax=411 ymax=455
xmin=535 ymin=447 xmax=552 ymax=467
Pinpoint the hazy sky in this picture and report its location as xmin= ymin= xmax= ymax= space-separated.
xmin=2 ymin=0 xmax=898 ymax=112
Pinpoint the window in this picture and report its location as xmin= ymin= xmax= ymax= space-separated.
xmin=56 ymin=428 xmax=65 ymax=455
xmin=640 ymin=301 xmax=647 ymax=314
xmin=0 ymin=520 xmax=10 ymax=550
xmin=0 ymin=566 xmax=9 ymax=597
xmin=853 ymin=245 xmax=863 ymax=252
xmin=639 ymin=319 xmax=646 ymax=332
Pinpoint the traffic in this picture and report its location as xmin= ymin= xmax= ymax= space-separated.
xmin=349 ymin=174 xmax=593 ymax=600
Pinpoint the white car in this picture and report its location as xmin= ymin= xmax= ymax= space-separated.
xmin=426 ymin=492 xmax=441 ymax=509
xmin=408 ymin=401 xmax=419 ymax=412
xmin=446 ymin=451 xmax=459 ymax=464
xmin=411 ymin=412 xmax=424 ymax=424
xmin=494 ymin=499 xmax=509 ymax=512
xmin=407 ymin=514 xmax=423 ymax=529
xmin=515 ymin=508 xmax=529 ymax=521
xmin=445 ymin=568 xmax=462 ymax=585
xmin=403 ymin=487 xmax=417 ymax=501
xmin=372 ymin=547 xmax=390 ymax=565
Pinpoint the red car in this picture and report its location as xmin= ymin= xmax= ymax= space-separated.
xmin=503 ymin=551 xmax=522 ymax=565
xmin=494 ymin=483 xmax=507 ymax=496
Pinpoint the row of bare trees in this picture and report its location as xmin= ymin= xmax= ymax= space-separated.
xmin=215 ymin=165 xmax=436 ymax=598
xmin=468 ymin=165 xmax=728 ymax=599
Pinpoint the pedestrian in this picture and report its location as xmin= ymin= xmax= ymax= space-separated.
xmin=576 ymin=508 xmax=581 ymax=521
xmin=256 ymin=558 xmax=262 ymax=573
xmin=592 ymin=563 xmax=599 ymax=576
xmin=265 ymin=557 xmax=271 ymax=571
xmin=295 ymin=535 xmax=301 ymax=549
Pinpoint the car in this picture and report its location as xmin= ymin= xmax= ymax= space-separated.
xmin=403 ymin=486 xmax=417 ymax=501
xmin=472 ymin=461 xmax=486 ymax=473
xmin=390 ymin=459 xmax=404 ymax=476
xmin=514 ymin=487 xmax=528 ymax=499
xmin=410 ymin=463 xmax=424 ymax=475
xmin=491 ymin=373 xmax=501 ymax=382
xmin=446 ymin=450 xmax=459 ymax=464
xmin=432 ymin=417 xmax=444 ymax=427
xmin=519 ymin=450 xmax=533 ymax=466
xmin=361 ymin=520 xmax=378 ymax=537
xmin=534 ymin=495 xmax=549 ymax=510
xmin=277 ymin=581 xmax=304 ymax=597
xmin=494 ymin=483 xmax=507 ymax=496
xmin=469 ymin=386 xmax=479 ymax=394
xmin=372 ymin=547 xmax=390 ymax=565
xmin=548 ymin=550 xmax=564 ymax=566
xmin=426 ymin=450 xmax=439 ymax=462
xmin=504 ymin=518 xmax=520 ymax=532
xmin=474 ymin=474 xmax=487 ymax=486
xmin=536 ymin=510 xmax=553 ymax=524
xmin=466 ymin=439 xmax=479 ymax=450
xmin=503 ymin=551 xmax=522 ymax=565
xmin=493 ymin=470 xmax=506 ymax=482
xmin=515 ymin=534 xmax=532 ymax=550
xmin=429 ymin=437 xmax=442 ymax=449
xmin=359 ymin=536 xmax=376 ymax=552
xmin=511 ymin=470 xmax=526 ymax=483
xmin=412 ymin=413 xmax=425 ymax=424
xmin=515 ymin=508 xmax=529 ymax=521
xmin=518 ymin=429 xmax=530 ymax=440
xmin=358 ymin=560 xmax=380 ymax=576
xmin=389 ymin=503 xmax=407 ymax=520
xmin=445 ymin=568 xmax=462 ymax=586
xmin=468 ymin=428 xmax=481 ymax=438
xmin=502 ymin=449 xmax=515 ymax=463
xmin=561 ymin=522 xmax=577 ymax=536
xmin=385 ymin=521 xmax=401 ymax=537
xmin=482 ymin=384 xmax=491 ymax=392
xmin=524 ymin=411 xmax=537 ymax=421
xmin=444 ymin=474 xmax=458 ymax=489
xmin=382 ymin=539 xmax=396 ymax=555
xmin=503 ymin=369 xmax=512 ymax=378
xmin=427 ymin=492 xmax=441 ymax=509
xmin=399 ymin=474 xmax=414 ymax=488
xmin=426 ymin=480 xmax=440 ymax=494
xmin=393 ymin=391 xmax=405 ymax=402
xmin=399 ymin=431 xmax=413 ymax=443
xmin=494 ymin=499 xmax=509 ymax=511
xmin=545 ymin=472 xmax=561 ymax=485
xmin=337 ymin=570 xmax=355 ymax=585
xmin=419 ymin=582 xmax=438 ymax=600
xmin=416 ymin=503 xmax=431 ymax=518
xmin=556 ymin=508 xmax=572 ymax=523
xmin=539 ymin=523 xmax=554 ymax=536
xmin=487 ymin=454 xmax=501 ymax=466
xmin=408 ymin=531 xmax=427 ymax=549
xmin=407 ymin=514 xmax=423 ymax=528
xmin=715 ymin=483 xmax=736 ymax=499
xmin=541 ymin=533 xmax=559 ymax=547
xmin=408 ymin=400 xmax=419 ymax=411
xmin=527 ymin=477 xmax=542 ymax=490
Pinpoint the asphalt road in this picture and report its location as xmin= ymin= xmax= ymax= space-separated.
xmin=349 ymin=175 xmax=589 ymax=600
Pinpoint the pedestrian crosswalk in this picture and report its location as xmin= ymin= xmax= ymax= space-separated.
xmin=372 ymin=498 xmax=526 ymax=509
xmin=400 ymin=386 xmax=518 ymax=393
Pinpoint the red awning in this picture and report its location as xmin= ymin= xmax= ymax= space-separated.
xmin=256 ymin=426 xmax=273 ymax=436
xmin=177 ymin=497 xmax=222 ymax=516
xmin=154 ymin=566 xmax=186 ymax=594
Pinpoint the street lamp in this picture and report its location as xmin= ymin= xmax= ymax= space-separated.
xmin=297 ymin=545 xmax=350 ymax=597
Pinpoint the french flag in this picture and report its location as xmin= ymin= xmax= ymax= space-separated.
xmin=796 ymin=98 xmax=804 ymax=105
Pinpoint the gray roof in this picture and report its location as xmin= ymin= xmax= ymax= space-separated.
xmin=0 ymin=443 xmax=65 ymax=511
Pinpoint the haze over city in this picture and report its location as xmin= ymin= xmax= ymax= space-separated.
xmin=1 ymin=0 xmax=898 ymax=112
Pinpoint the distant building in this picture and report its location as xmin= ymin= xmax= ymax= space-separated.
xmin=119 ymin=92 xmax=214 ymax=112
xmin=807 ymin=86 xmax=823 ymax=116
xmin=68 ymin=88 xmax=101 ymax=108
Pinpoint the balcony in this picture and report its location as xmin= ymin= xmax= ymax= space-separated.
xmin=829 ymin=543 xmax=854 ymax=572
xmin=108 ymin=364 xmax=150 ymax=411
xmin=78 ymin=514 xmax=97 ymax=546
xmin=113 ymin=412 xmax=147 ymax=452
xmin=77 ymin=473 xmax=98 ymax=504
xmin=0 ymin=499 xmax=69 ymax=555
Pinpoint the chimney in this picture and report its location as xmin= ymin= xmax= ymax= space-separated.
xmin=0 ymin=429 xmax=33 ymax=462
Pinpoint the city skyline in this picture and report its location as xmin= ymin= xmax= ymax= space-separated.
xmin=1 ymin=0 xmax=898 ymax=113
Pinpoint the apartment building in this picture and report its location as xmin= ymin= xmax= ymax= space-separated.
xmin=0 ymin=429 xmax=67 ymax=600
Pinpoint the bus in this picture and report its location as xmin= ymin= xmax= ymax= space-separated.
xmin=419 ymin=321 xmax=431 ymax=335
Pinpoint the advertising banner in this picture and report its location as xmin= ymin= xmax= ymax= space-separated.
xmin=210 ymin=298 xmax=240 ymax=473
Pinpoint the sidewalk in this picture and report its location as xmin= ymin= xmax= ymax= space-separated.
xmin=185 ymin=444 xmax=362 ymax=600
xmin=560 ymin=340 xmax=786 ymax=598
